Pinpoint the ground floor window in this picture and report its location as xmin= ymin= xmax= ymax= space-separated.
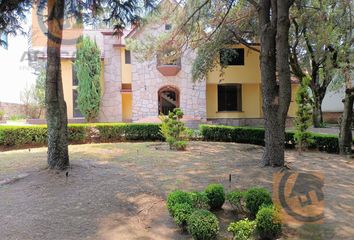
xmin=73 ymin=89 xmax=83 ymax=118
xmin=218 ymin=84 xmax=242 ymax=111
xmin=158 ymin=86 xmax=180 ymax=115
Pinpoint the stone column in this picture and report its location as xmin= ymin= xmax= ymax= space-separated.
xmin=99 ymin=35 xmax=122 ymax=122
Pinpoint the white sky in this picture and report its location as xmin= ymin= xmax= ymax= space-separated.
xmin=0 ymin=18 xmax=36 ymax=104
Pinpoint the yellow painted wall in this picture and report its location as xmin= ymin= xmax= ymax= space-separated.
xmin=207 ymin=44 xmax=261 ymax=84
xmin=62 ymin=60 xmax=74 ymax=118
xmin=31 ymin=7 xmax=83 ymax=47
xmin=121 ymin=48 xmax=132 ymax=84
xmin=206 ymin=84 xmax=262 ymax=119
xmin=122 ymin=93 xmax=132 ymax=121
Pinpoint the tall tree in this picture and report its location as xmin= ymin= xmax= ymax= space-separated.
xmin=289 ymin=0 xmax=346 ymax=127
xmin=128 ymin=0 xmax=294 ymax=166
xmin=75 ymin=36 xmax=102 ymax=122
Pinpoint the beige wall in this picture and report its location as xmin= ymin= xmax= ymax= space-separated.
xmin=207 ymin=44 xmax=261 ymax=84
xmin=121 ymin=48 xmax=132 ymax=84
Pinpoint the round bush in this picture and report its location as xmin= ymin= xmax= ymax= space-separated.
xmin=227 ymin=218 xmax=256 ymax=240
xmin=244 ymin=187 xmax=272 ymax=217
xmin=256 ymin=205 xmax=282 ymax=239
xmin=189 ymin=191 xmax=209 ymax=210
xmin=187 ymin=209 xmax=219 ymax=240
xmin=172 ymin=203 xmax=194 ymax=227
xmin=205 ymin=184 xmax=225 ymax=210
xmin=226 ymin=190 xmax=245 ymax=212
xmin=167 ymin=190 xmax=192 ymax=216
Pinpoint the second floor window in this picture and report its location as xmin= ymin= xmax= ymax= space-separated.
xmin=218 ymin=84 xmax=242 ymax=111
xmin=125 ymin=50 xmax=131 ymax=64
xmin=220 ymin=48 xmax=245 ymax=66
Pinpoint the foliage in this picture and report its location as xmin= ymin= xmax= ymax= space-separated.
xmin=74 ymin=36 xmax=102 ymax=122
xmin=294 ymin=76 xmax=314 ymax=151
xmin=172 ymin=203 xmax=194 ymax=227
xmin=227 ymin=190 xmax=245 ymax=212
xmin=200 ymin=124 xmax=345 ymax=154
xmin=189 ymin=191 xmax=210 ymax=210
xmin=0 ymin=110 xmax=4 ymax=121
xmin=255 ymin=205 xmax=282 ymax=240
xmin=244 ymin=187 xmax=272 ymax=218
xmin=0 ymin=123 xmax=162 ymax=149
xmin=227 ymin=218 xmax=256 ymax=240
xmin=167 ymin=190 xmax=192 ymax=217
xmin=187 ymin=209 xmax=219 ymax=240
xmin=20 ymin=83 xmax=40 ymax=119
xmin=34 ymin=68 xmax=46 ymax=117
xmin=95 ymin=123 xmax=162 ymax=141
xmin=205 ymin=183 xmax=225 ymax=210
xmin=160 ymin=108 xmax=190 ymax=150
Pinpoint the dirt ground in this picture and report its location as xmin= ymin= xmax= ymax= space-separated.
xmin=0 ymin=142 xmax=353 ymax=240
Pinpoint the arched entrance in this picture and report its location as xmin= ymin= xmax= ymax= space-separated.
xmin=158 ymin=86 xmax=180 ymax=115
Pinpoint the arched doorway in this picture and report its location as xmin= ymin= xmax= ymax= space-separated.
xmin=158 ymin=86 xmax=180 ymax=115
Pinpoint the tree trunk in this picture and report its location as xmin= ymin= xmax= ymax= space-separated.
xmin=259 ymin=0 xmax=292 ymax=167
xmin=312 ymin=93 xmax=324 ymax=128
xmin=46 ymin=0 xmax=69 ymax=169
xmin=339 ymin=88 xmax=354 ymax=155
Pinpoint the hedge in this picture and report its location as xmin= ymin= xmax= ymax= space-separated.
xmin=0 ymin=123 xmax=349 ymax=154
xmin=200 ymin=124 xmax=351 ymax=154
xmin=0 ymin=123 xmax=162 ymax=149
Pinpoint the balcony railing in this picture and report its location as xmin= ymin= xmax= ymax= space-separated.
xmin=156 ymin=56 xmax=181 ymax=76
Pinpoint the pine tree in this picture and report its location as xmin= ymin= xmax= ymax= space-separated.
xmin=294 ymin=76 xmax=313 ymax=153
xmin=74 ymin=37 xmax=102 ymax=122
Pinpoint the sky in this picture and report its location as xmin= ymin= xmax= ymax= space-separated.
xmin=0 ymin=20 xmax=36 ymax=104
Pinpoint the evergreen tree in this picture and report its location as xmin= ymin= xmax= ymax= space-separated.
xmin=74 ymin=37 xmax=102 ymax=122
xmin=294 ymin=76 xmax=313 ymax=153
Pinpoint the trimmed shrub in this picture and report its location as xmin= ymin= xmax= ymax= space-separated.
xmin=227 ymin=218 xmax=256 ymax=240
xmin=200 ymin=124 xmax=348 ymax=154
xmin=256 ymin=205 xmax=282 ymax=240
xmin=244 ymin=187 xmax=272 ymax=218
xmin=95 ymin=123 xmax=125 ymax=141
xmin=124 ymin=123 xmax=162 ymax=141
xmin=172 ymin=203 xmax=194 ymax=227
xmin=227 ymin=190 xmax=245 ymax=212
xmin=0 ymin=125 xmax=47 ymax=146
xmin=189 ymin=191 xmax=210 ymax=210
xmin=205 ymin=184 xmax=225 ymax=210
xmin=167 ymin=190 xmax=192 ymax=216
xmin=187 ymin=209 xmax=219 ymax=240
xmin=67 ymin=124 xmax=89 ymax=143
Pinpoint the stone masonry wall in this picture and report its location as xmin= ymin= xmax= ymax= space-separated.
xmin=131 ymin=23 xmax=206 ymax=121
xmin=99 ymin=35 xmax=122 ymax=122
xmin=131 ymin=49 xmax=206 ymax=121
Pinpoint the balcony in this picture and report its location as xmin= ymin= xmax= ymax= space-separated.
xmin=156 ymin=55 xmax=181 ymax=77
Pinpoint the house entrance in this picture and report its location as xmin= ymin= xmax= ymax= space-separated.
xmin=158 ymin=86 xmax=180 ymax=115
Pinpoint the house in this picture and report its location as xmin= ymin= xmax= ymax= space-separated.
xmin=30 ymin=1 xmax=298 ymax=126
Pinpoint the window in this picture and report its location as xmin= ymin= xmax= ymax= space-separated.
xmin=125 ymin=50 xmax=131 ymax=64
xmin=72 ymin=63 xmax=78 ymax=86
xmin=220 ymin=48 xmax=245 ymax=66
xmin=73 ymin=89 xmax=83 ymax=118
xmin=165 ymin=24 xmax=172 ymax=31
xmin=218 ymin=84 xmax=242 ymax=111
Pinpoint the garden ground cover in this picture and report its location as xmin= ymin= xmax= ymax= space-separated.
xmin=0 ymin=142 xmax=353 ymax=239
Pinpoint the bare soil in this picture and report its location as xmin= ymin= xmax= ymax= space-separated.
xmin=0 ymin=142 xmax=353 ymax=240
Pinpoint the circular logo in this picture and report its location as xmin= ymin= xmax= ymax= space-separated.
xmin=36 ymin=3 xmax=83 ymax=46
xmin=278 ymin=172 xmax=324 ymax=223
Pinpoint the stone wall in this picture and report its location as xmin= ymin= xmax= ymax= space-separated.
xmin=98 ymin=34 xmax=123 ymax=122
xmin=0 ymin=102 xmax=26 ymax=119
xmin=131 ymin=24 xmax=206 ymax=121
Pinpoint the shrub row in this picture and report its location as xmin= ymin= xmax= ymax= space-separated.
xmin=200 ymin=124 xmax=348 ymax=154
xmin=0 ymin=123 xmax=162 ymax=148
